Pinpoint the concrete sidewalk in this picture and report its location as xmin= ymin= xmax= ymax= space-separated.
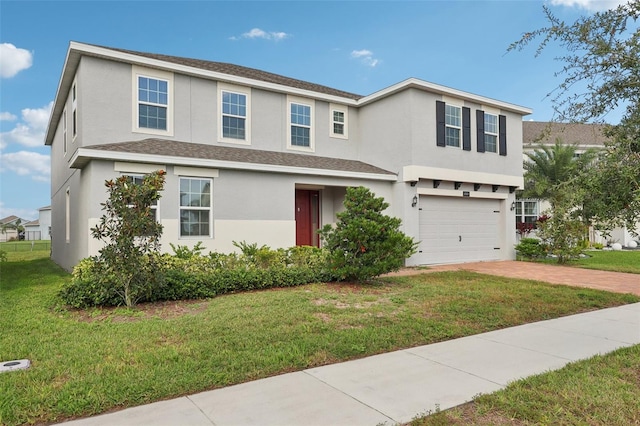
xmin=60 ymin=302 xmax=640 ymax=426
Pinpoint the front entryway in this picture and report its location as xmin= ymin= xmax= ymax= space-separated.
xmin=295 ymin=189 xmax=320 ymax=247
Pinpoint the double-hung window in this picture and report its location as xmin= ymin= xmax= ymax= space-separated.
xmin=515 ymin=200 xmax=539 ymax=224
xmin=138 ymin=76 xmax=168 ymax=130
xmin=180 ymin=177 xmax=212 ymax=237
xmin=124 ymin=175 xmax=159 ymax=222
xmin=288 ymin=97 xmax=313 ymax=150
xmin=330 ymin=104 xmax=348 ymax=139
xmin=445 ymin=105 xmax=461 ymax=147
xmin=72 ymin=83 xmax=77 ymax=139
xmin=218 ymin=84 xmax=251 ymax=144
xmin=133 ymin=66 xmax=173 ymax=135
xmin=484 ymin=113 xmax=498 ymax=153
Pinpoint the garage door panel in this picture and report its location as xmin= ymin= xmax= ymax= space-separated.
xmin=418 ymin=196 xmax=502 ymax=264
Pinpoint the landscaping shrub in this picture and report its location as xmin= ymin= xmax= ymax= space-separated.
xmin=318 ymin=186 xmax=417 ymax=282
xmin=59 ymin=244 xmax=332 ymax=308
xmin=515 ymin=237 xmax=546 ymax=260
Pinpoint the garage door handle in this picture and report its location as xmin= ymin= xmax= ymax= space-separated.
xmin=459 ymin=235 xmax=462 ymax=242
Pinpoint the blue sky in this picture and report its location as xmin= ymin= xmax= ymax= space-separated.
xmin=0 ymin=0 xmax=627 ymax=221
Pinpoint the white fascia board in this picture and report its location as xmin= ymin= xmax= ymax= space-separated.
xmin=417 ymin=187 xmax=508 ymax=200
xmin=45 ymin=44 xmax=81 ymax=146
xmin=403 ymin=165 xmax=524 ymax=188
xmin=70 ymin=42 xmax=360 ymax=106
xmin=71 ymin=148 xmax=398 ymax=182
xmin=358 ymin=78 xmax=533 ymax=116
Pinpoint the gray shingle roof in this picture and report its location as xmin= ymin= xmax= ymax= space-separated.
xmin=99 ymin=45 xmax=363 ymax=100
xmin=81 ymin=139 xmax=396 ymax=176
xmin=523 ymin=121 xmax=610 ymax=147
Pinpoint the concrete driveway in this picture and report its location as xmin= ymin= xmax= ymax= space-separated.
xmin=393 ymin=260 xmax=640 ymax=296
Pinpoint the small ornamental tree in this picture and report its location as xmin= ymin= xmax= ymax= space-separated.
xmin=91 ymin=170 xmax=166 ymax=306
xmin=318 ymin=186 xmax=417 ymax=282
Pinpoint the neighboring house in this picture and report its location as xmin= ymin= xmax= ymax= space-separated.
xmin=0 ymin=215 xmax=26 ymax=242
xmin=24 ymin=206 xmax=52 ymax=241
xmin=44 ymin=42 xmax=531 ymax=271
xmin=520 ymin=121 xmax=639 ymax=246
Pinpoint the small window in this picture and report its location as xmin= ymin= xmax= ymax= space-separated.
xmin=63 ymin=109 xmax=67 ymax=155
xmin=180 ymin=177 xmax=212 ymax=237
xmin=290 ymin=103 xmax=311 ymax=147
xmin=138 ymin=76 xmax=168 ymax=130
xmin=330 ymin=104 xmax=348 ymax=139
xmin=221 ymin=90 xmax=247 ymax=141
xmin=65 ymin=188 xmax=70 ymax=242
xmin=72 ymin=82 xmax=77 ymax=139
xmin=484 ymin=113 xmax=498 ymax=153
xmin=445 ymin=105 xmax=461 ymax=147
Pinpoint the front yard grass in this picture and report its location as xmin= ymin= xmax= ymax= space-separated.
xmin=575 ymin=249 xmax=640 ymax=274
xmin=414 ymin=344 xmax=640 ymax=425
xmin=1 ymin=257 xmax=638 ymax=425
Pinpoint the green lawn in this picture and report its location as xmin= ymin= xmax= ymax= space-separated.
xmin=575 ymin=249 xmax=640 ymax=274
xmin=1 ymin=257 xmax=638 ymax=425
xmin=414 ymin=344 xmax=640 ymax=425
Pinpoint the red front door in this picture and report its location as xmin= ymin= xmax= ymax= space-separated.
xmin=295 ymin=189 xmax=320 ymax=247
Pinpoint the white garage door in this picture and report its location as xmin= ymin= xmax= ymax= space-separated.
xmin=418 ymin=196 xmax=502 ymax=264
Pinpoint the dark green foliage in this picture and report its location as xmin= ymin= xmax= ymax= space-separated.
xmin=318 ymin=186 xmax=417 ymax=282
xmin=91 ymin=171 xmax=166 ymax=306
xmin=58 ymin=245 xmax=332 ymax=308
xmin=515 ymin=238 xmax=546 ymax=260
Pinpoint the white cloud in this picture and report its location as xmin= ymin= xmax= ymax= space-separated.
xmin=0 ymin=101 xmax=53 ymax=149
xmin=0 ymin=150 xmax=50 ymax=182
xmin=549 ymin=0 xmax=628 ymax=11
xmin=351 ymin=49 xmax=381 ymax=67
xmin=230 ymin=28 xmax=291 ymax=41
xmin=0 ymin=112 xmax=17 ymax=121
xmin=0 ymin=43 xmax=33 ymax=78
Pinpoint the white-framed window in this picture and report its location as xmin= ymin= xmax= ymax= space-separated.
xmin=484 ymin=113 xmax=498 ymax=153
xmin=330 ymin=103 xmax=348 ymax=139
xmin=218 ymin=83 xmax=251 ymax=144
xmin=132 ymin=66 xmax=173 ymax=135
xmin=179 ymin=177 xmax=212 ymax=237
xmin=63 ymin=109 xmax=67 ymax=155
xmin=515 ymin=200 xmax=539 ymax=224
xmin=65 ymin=187 xmax=70 ymax=242
xmin=72 ymin=82 xmax=77 ymax=140
xmin=445 ymin=104 xmax=461 ymax=147
xmin=288 ymin=96 xmax=313 ymax=151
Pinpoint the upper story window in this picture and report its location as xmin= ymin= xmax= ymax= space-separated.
xmin=330 ymin=104 xmax=348 ymax=139
xmin=72 ymin=82 xmax=77 ymax=139
xmin=484 ymin=113 xmax=498 ymax=153
xmin=63 ymin=109 xmax=67 ymax=156
xmin=138 ymin=76 xmax=168 ymax=130
xmin=288 ymin=96 xmax=314 ymax=151
xmin=218 ymin=83 xmax=251 ymax=144
xmin=445 ymin=105 xmax=461 ymax=148
xmin=132 ymin=66 xmax=173 ymax=136
xmin=180 ymin=177 xmax=212 ymax=238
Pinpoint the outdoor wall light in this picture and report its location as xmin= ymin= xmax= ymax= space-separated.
xmin=412 ymin=195 xmax=418 ymax=207
xmin=510 ymin=201 xmax=516 ymax=211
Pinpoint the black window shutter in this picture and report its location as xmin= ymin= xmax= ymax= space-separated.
xmin=476 ymin=110 xmax=485 ymax=153
xmin=436 ymin=101 xmax=445 ymax=147
xmin=499 ymin=115 xmax=507 ymax=156
xmin=462 ymin=107 xmax=471 ymax=151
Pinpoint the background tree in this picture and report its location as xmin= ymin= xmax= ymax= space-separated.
xmin=91 ymin=170 xmax=166 ymax=307
xmin=318 ymin=186 xmax=416 ymax=282
xmin=510 ymin=1 xmax=640 ymax=234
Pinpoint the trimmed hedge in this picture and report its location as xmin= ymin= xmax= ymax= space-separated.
xmin=59 ymin=245 xmax=332 ymax=308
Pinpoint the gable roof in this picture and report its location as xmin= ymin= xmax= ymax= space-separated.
xmin=70 ymin=139 xmax=397 ymax=181
xmin=523 ymin=121 xmax=610 ymax=148
xmin=0 ymin=215 xmax=21 ymax=225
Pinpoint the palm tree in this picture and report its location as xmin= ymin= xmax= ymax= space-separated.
xmin=523 ymin=139 xmax=596 ymax=207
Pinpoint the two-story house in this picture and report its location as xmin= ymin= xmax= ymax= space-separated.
xmin=44 ymin=42 xmax=531 ymax=271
